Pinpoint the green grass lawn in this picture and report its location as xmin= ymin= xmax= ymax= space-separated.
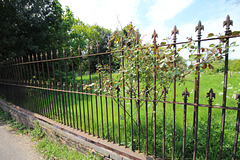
xmin=10 ymin=71 xmax=240 ymax=159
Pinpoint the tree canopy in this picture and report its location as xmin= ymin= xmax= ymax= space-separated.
xmin=0 ymin=0 xmax=112 ymax=62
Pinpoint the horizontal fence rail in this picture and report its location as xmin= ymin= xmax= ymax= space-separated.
xmin=0 ymin=15 xmax=240 ymax=159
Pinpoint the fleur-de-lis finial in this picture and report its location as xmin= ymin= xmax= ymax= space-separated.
xmin=223 ymin=15 xmax=233 ymax=33
xmin=171 ymin=25 xmax=179 ymax=42
xmin=152 ymin=29 xmax=158 ymax=44
xmin=182 ymin=88 xmax=189 ymax=98
xmin=195 ymin=21 xmax=204 ymax=39
xmin=207 ymin=88 xmax=215 ymax=100
xmin=162 ymin=85 xmax=168 ymax=100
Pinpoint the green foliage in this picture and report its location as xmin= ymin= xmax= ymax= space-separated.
xmin=230 ymin=59 xmax=240 ymax=72
xmin=0 ymin=108 xmax=12 ymax=121
xmin=37 ymin=137 xmax=101 ymax=160
xmin=30 ymin=122 xmax=45 ymax=140
xmin=0 ymin=0 xmax=65 ymax=60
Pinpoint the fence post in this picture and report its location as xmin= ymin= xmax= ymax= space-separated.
xmin=232 ymin=91 xmax=240 ymax=160
xmin=219 ymin=15 xmax=233 ymax=160
xmin=171 ymin=25 xmax=178 ymax=160
xmin=205 ymin=88 xmax=215 ymax=160
xmin=182 ymin=88 xmax=189 ymax=160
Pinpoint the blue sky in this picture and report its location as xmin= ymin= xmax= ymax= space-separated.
xmin=58 ymin=0 xmax=240 ymax=59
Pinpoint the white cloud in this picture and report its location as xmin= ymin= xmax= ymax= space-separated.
xmin=141 ymin=0 xmax=194 ymax=43
xmin=146 ymin=0 xmax=193 ymax=22
xmin=59 ymin=0 xmax=140 ymax=30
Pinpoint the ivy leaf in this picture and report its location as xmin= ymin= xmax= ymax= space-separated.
xmin=202 ymin=63 xmax=207 ymax=69
xmin=208 ymin=64 xmax=214 ymax=70
xmin=232 ymin=31 xmax=240 ymax=36
xmin=208 ymin=33 xmax=214 ymax=38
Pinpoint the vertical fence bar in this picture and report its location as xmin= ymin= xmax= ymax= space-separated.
xmin=232 ymin=91 xmax=240 ymax=160
xmin=145 ymin=86 xmax=149 ymax=155
xmin=50 ymin=51 xmax=57 ymax=119
xmin=120 ymin=37 xmax=126 ymax=146
xmin=45 ymin=52 xmax=53 ymax=118
xmin=77 ymin=83 xmax=82 ymax=130
xmin=51 ymin=51 xmax=58 ymax=120
xmin=171 ymin=26 xmax=178 ymax=160
xmin=40 ymin=53 xmax=47 ymax=116
xmin=77 ymin=47 xmax=83 ymax=131
xmin=56 ymin=50 xmax=64 ymax=124
xmin=36 ymin=54 xmax=41 ymax=113
xmin=129 ymin=87 xmax=134 ymax=150
xmin=193 ymin=21 xmax=204 ymax=160
xmin=219 ymin=15 xmax=232 ymax=160
xmin=95 ymin=43 xmax=100 ymax=138
xmin=152 ymin=30 xmax=158 ymax=158
xmin=182 ymin=88 xmax=189 ymax=160
xmin=78 ymin=47 xmax=86 ymax=133
xmin=63 ymin=49 xmax=70 ymax=126
xmin=108 ymin=41 xmax=114 ymax=142
xmin=205 ymin=89 xmax=215 ymax=160
xmin=162 ymin=86 xmax=168 ymax=159
xmin=70 ymin=48 xmax=76 ymax=129
xmin=136 ymin=34 xmax=141 ymax=151
xmin=86 ymin=44 xmax=91 ymax=134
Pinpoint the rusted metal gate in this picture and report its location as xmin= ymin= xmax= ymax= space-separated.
xmin=0 ymin=15 xmax=240 ymax=159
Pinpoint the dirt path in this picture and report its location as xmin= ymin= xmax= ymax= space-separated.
xmin=0 ymin=121 xmax=44 ymax=160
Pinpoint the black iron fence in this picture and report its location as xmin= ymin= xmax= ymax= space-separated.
xmin=0 ymin=15 xmax=240 ymax=159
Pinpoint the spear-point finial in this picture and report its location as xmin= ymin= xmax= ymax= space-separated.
xmin=78 ymin=46 xmax=81 ymax=55
xmin=96 ymin=42 xmax=100 ymax=53
xmin=40 ymin=53 xmax=43 ymax=60
xmin=195 ymin=21 xmax=204 ymax=39
xmin=63 ymin=48 xmax=65 ymax=57
xmin=171 ymin=25 xmax=179 ymax=42
xmin=70 ymin=47 xmax=73 ymax=56
xmin=45 ymin=52 xmax=48 ymax=59
xmin=87 ymin=43 xmax=90 ymax=55
xmin=21 ymin=56 xmax=24 ymax=63
xmin=107 ymin=40 xmax=111 ymax=51
xmin=36 ymin=53 xmax=38 ymax=61
xmin=56 ymin=50 xmax=59 ymax=58
xmin=28 ymin=55 xmax=30 ymax=61
xmin=32 ymin=54 xmax=34 ymax=61
xmin=51 ymin=50 xmax=53 ymax=59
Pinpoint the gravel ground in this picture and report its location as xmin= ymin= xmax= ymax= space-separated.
xmin=0 ymin=121 xmax=44 ymax=160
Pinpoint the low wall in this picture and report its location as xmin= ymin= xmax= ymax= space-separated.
xmin=0 ymin=99 xmax=148 ymax=160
